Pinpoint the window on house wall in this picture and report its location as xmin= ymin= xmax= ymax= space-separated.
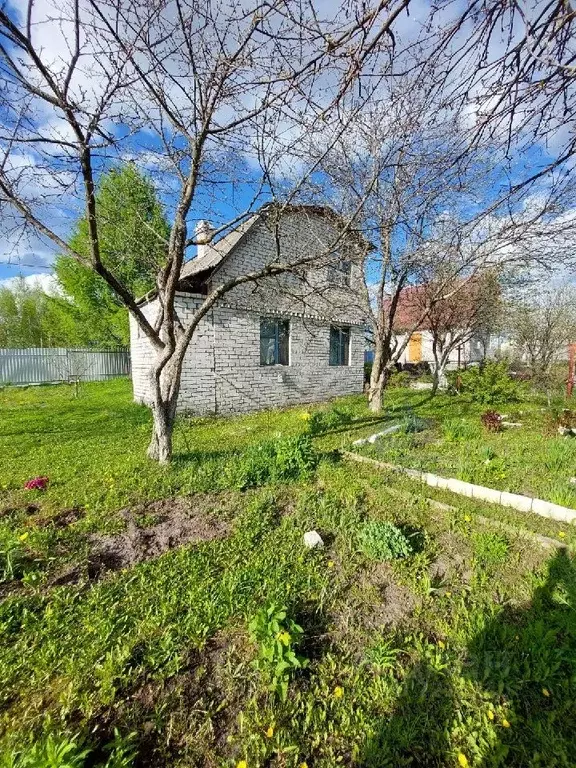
xmin=329 ymin=325 xmax=350 ymax=366
xmin=260 ymin=318 xmax=290 ymax=366
xmin=327 ymin=257 xmax=352 ymax=287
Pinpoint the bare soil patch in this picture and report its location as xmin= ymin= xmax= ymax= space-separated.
xmin=50 ymin=495 xmax=232 ymax=586
xmin=99 ymin=628 xmax=252 ymax=767
xmin=333 ymin=561 xmax=419 ymax=648
xmin=428 ymin=531 xmax=474 ymax=585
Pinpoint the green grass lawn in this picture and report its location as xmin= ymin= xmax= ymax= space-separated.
xmin=1 ymin=379 xmax=576 ymax=767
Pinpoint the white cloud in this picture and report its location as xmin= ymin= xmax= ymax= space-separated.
xmin=0 ymin=272 xmax=59 ymax=294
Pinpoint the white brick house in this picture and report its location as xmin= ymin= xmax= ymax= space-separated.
xmin=130 ymin=205 xmax=368 ymax=415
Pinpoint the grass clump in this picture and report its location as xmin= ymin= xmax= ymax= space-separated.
xmin=3 ymin=729 xmax=137 ymax=768
xmin=233 ymin=435 xmax=318 ymax=489
xmin=307 ymin=406 xmax=353 ymax=436
xmin=442 ymin=418 xmax=481 ymax=442
xmin=358 ymin=520 xmax=413 ymax=561
xmin=472 ymin=531 xmax=509 ymax=566
xmin=402 ymin=414 xmax=428 ymax=434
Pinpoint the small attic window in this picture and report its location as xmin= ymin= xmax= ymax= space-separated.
xmin=328 ymin=258 xmax=351 ymax=287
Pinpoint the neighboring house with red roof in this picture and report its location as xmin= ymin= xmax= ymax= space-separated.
xmin=130 ymin=204 xmax=368 ymax=415
xmin=387 ymin=283 xmax=489 ymax=369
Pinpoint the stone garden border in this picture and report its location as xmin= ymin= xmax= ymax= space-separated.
xmin=342 ymin=450 xmax=576 ymax=524
xmin=352 ymin=423 xmax=402 ymax=446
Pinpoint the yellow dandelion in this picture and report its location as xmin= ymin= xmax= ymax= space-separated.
xmin=333 ymin=685 xmax=344 ymax=699
xmin=464 ymin=515 xmax=471 ymax=522
xmin=265 ymin=725 xmax=274 ymax=738
xmin=458 ymin=753 xmax=469 ymax=768
xmin=237 ymin=761 xmax=247 ymax=768
xmin=301 ymin=412 xmax=311 ymax=421
xmin=542 ymin=688 xmax=550 ymax=697
xmin=327 ymin=560 xmax=335 ymax=568
xmin=276 ymin=631 xmax=291 ymax=645
xmin=445 ymin=591 xmax=452 ymax=598
xmin=300 ymin=763 xmax=309 ymax=768
xmin=437 ymin=640 xmax=446 ymax=649
xmin=558 ymin=531 xmax=566 ymax=538
xmin=502 ymin=718 xmax=510 ymax=728
xmin=18 ymin=532 xmax=29 ymax=542
xmin=487 ymin=710 xmax=494 ymax=721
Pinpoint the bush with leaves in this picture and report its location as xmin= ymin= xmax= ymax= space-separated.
xmin=358 ymin=520 xmax=413 ymax=561
xmin=481 ymin=410 xmax=503 ymax=432
xmin=450 ymin=361 xmax=520 ymax=405
xmin=248 ymin=604 xmax=307 ymax=700
xmin=233 ymin=435 xmax=318 ymax=489
xmin=386 ymin=371 xmax=411 ymax=389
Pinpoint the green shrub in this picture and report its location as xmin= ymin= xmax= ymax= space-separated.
xmin=307 ymin=407 xmax=353 ymax=436
xmin=358 ymin=520 xmax=413 ymax=561
xmin=233 ymin=435 xmax=318 ymax=489
xmin=386 ymin=371 xmax=411 ymax=389
xmin=450 ymin=362 xmax=520 ymax=405
xmin=248 ymin=603 xmax=307 ymax=700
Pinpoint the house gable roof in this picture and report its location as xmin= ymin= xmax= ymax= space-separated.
xmin=389 ymin=279 xmax=485 ymax=333
xmin=179 ymin=203 xmax=372 ymax=287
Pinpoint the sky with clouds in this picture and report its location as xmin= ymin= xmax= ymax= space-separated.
xmin=1 ymin=0 xmax=574 ymax=289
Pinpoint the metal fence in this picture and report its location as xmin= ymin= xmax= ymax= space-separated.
xmin=0 ymin=347 xmax=130 ymax=385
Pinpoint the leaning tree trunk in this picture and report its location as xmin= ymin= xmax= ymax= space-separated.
xmin=147 ymin=355 xmax=184 ymax=464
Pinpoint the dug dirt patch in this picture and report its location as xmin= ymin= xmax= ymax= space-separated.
xmin=88 ymin=498 xmax=230 ymax=577
xmin=50 ymin=495 xmax=231 ymax=586
xmin=333 ymin=561 xmax=419 ymax=647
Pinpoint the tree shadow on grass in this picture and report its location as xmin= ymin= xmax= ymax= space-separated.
xmin=360 ymin=549 xmax=576 ymax=767
xmin=464 ymin=548 xmax=576 ymax=766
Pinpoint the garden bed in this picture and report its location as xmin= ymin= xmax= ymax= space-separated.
xmin=353 ymin=408 xmax=576 ymax=509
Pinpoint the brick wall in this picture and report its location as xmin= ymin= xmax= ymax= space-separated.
xmin=131 ymin=296 xmax=364 ymax=415
xmin=211 ymin=211 xmax=366 ymax=326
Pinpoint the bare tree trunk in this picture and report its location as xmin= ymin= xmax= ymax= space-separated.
xmin=148 ymin=396 xmax=177 ymax=463
xmin=431 ymin=360 xmax=447 ymax=396
xmin=368 ymin=369 xmax=385 ymax=412
xmin=147 ymin=355 xmax=184 ymax=463
xmin=431 ymin=340 xmax=449 ymax=397
xmin=368 ymin=337 xmax=386 ymax=413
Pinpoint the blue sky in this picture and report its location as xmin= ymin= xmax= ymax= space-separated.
xmin=1 ymin=0 xmax=574 ymax=290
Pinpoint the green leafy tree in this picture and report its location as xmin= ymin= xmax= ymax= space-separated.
xmin=0 ymin=278 xmax=47 ymax=347
xmin=53 ymin=164 xmax=169 ymax=348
